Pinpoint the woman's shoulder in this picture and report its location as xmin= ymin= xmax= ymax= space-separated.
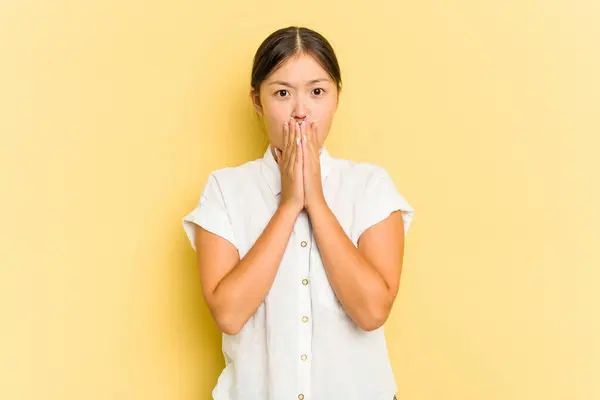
xmin=206 ymin=157 xmax=263 ymax=184
xmin=333 ymin=156 xmax=392 ymax=185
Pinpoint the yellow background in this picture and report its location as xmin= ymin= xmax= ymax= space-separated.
xmin=1 ymin=1 xmax=598 ymax=399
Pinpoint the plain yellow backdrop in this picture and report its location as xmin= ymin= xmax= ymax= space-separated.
xmin=1 ymin=1 xmax=598 ymax=399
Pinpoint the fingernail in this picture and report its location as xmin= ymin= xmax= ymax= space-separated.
xmin=303 ymin=134 xmax=307 ymax=142
xmin=296 ymin=137 xmax=300 ymax=145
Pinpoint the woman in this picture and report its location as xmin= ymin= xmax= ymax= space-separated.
xmin=183 ymin=26 xmax=414 ymax=400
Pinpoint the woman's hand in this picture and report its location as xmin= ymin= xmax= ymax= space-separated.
xmin=275 ymin=119 xmax=304 ymax=214
xmin=301 ymin=119 xmax=326 ymax=212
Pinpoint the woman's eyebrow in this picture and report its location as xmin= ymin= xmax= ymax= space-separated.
xmin=268 ymin=78 xmax=330 ymax=87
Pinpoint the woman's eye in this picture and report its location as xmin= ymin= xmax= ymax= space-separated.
xmin=276 ymin=90 xmax=289 ymax=97
xmin=312 ymin=88 xmax=325 ymax=96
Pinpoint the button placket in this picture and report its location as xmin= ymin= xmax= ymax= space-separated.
xmin=296 ymin=210 xmax=312 ymax=399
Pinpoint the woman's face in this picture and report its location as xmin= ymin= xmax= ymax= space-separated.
xmin=252 ymin=52 xmax=339 ymax=152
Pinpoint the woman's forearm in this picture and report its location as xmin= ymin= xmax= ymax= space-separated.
xmin=308 ymin=201 xmax=391 ymax=331
xmin=212 ymin=204 xmax=299 ymax=334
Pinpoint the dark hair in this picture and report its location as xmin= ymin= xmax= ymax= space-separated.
xmin=251 ymin=26 xmax=342 ymax=95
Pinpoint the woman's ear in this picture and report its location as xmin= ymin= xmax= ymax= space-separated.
xmin=249 ymin=88 xmax=263 ymax=116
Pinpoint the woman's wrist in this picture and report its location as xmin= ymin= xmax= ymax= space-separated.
xmin=277 ymin=201 xmax=302 ymax=219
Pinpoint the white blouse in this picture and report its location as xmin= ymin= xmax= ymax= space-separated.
xmin=183 ymin=145 xmax=415 ymax=400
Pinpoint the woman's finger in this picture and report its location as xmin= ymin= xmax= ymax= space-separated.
xmin=295 ymin=121 xmax=302 ymax=173
xmin=301 ymin=120 xmax=310 ymax=163
xmin=310 ymin=120 xmax=319 ymax=157
xmin=288 ymin=121 xmax=299 ymax=174
xmin=286 ymin=120 xmax=296 ymax=171
xmin=303 ymin=120 xmax=313 ymax=158
xmin=281 ymin=121 xmax=290 ymax=163
xmin=301 ymin=119 xmax=307 ymax=144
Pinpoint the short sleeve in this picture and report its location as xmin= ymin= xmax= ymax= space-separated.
xmin=354 ymin=167 xmax=415 ymax=240
xmin=182 ymin=173 xmax=237 ymax=252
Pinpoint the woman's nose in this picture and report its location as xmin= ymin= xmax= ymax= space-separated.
xmin=291 ymin=109 xmax=309 ymax=123
xmin=292 ymin=116 xmax=308 ymax=125
xmin=291 ymin=100 xmax=309 ymax=122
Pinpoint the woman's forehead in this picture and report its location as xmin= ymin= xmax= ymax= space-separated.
xmin=267 ymin=54 xmax=331 ymax=82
